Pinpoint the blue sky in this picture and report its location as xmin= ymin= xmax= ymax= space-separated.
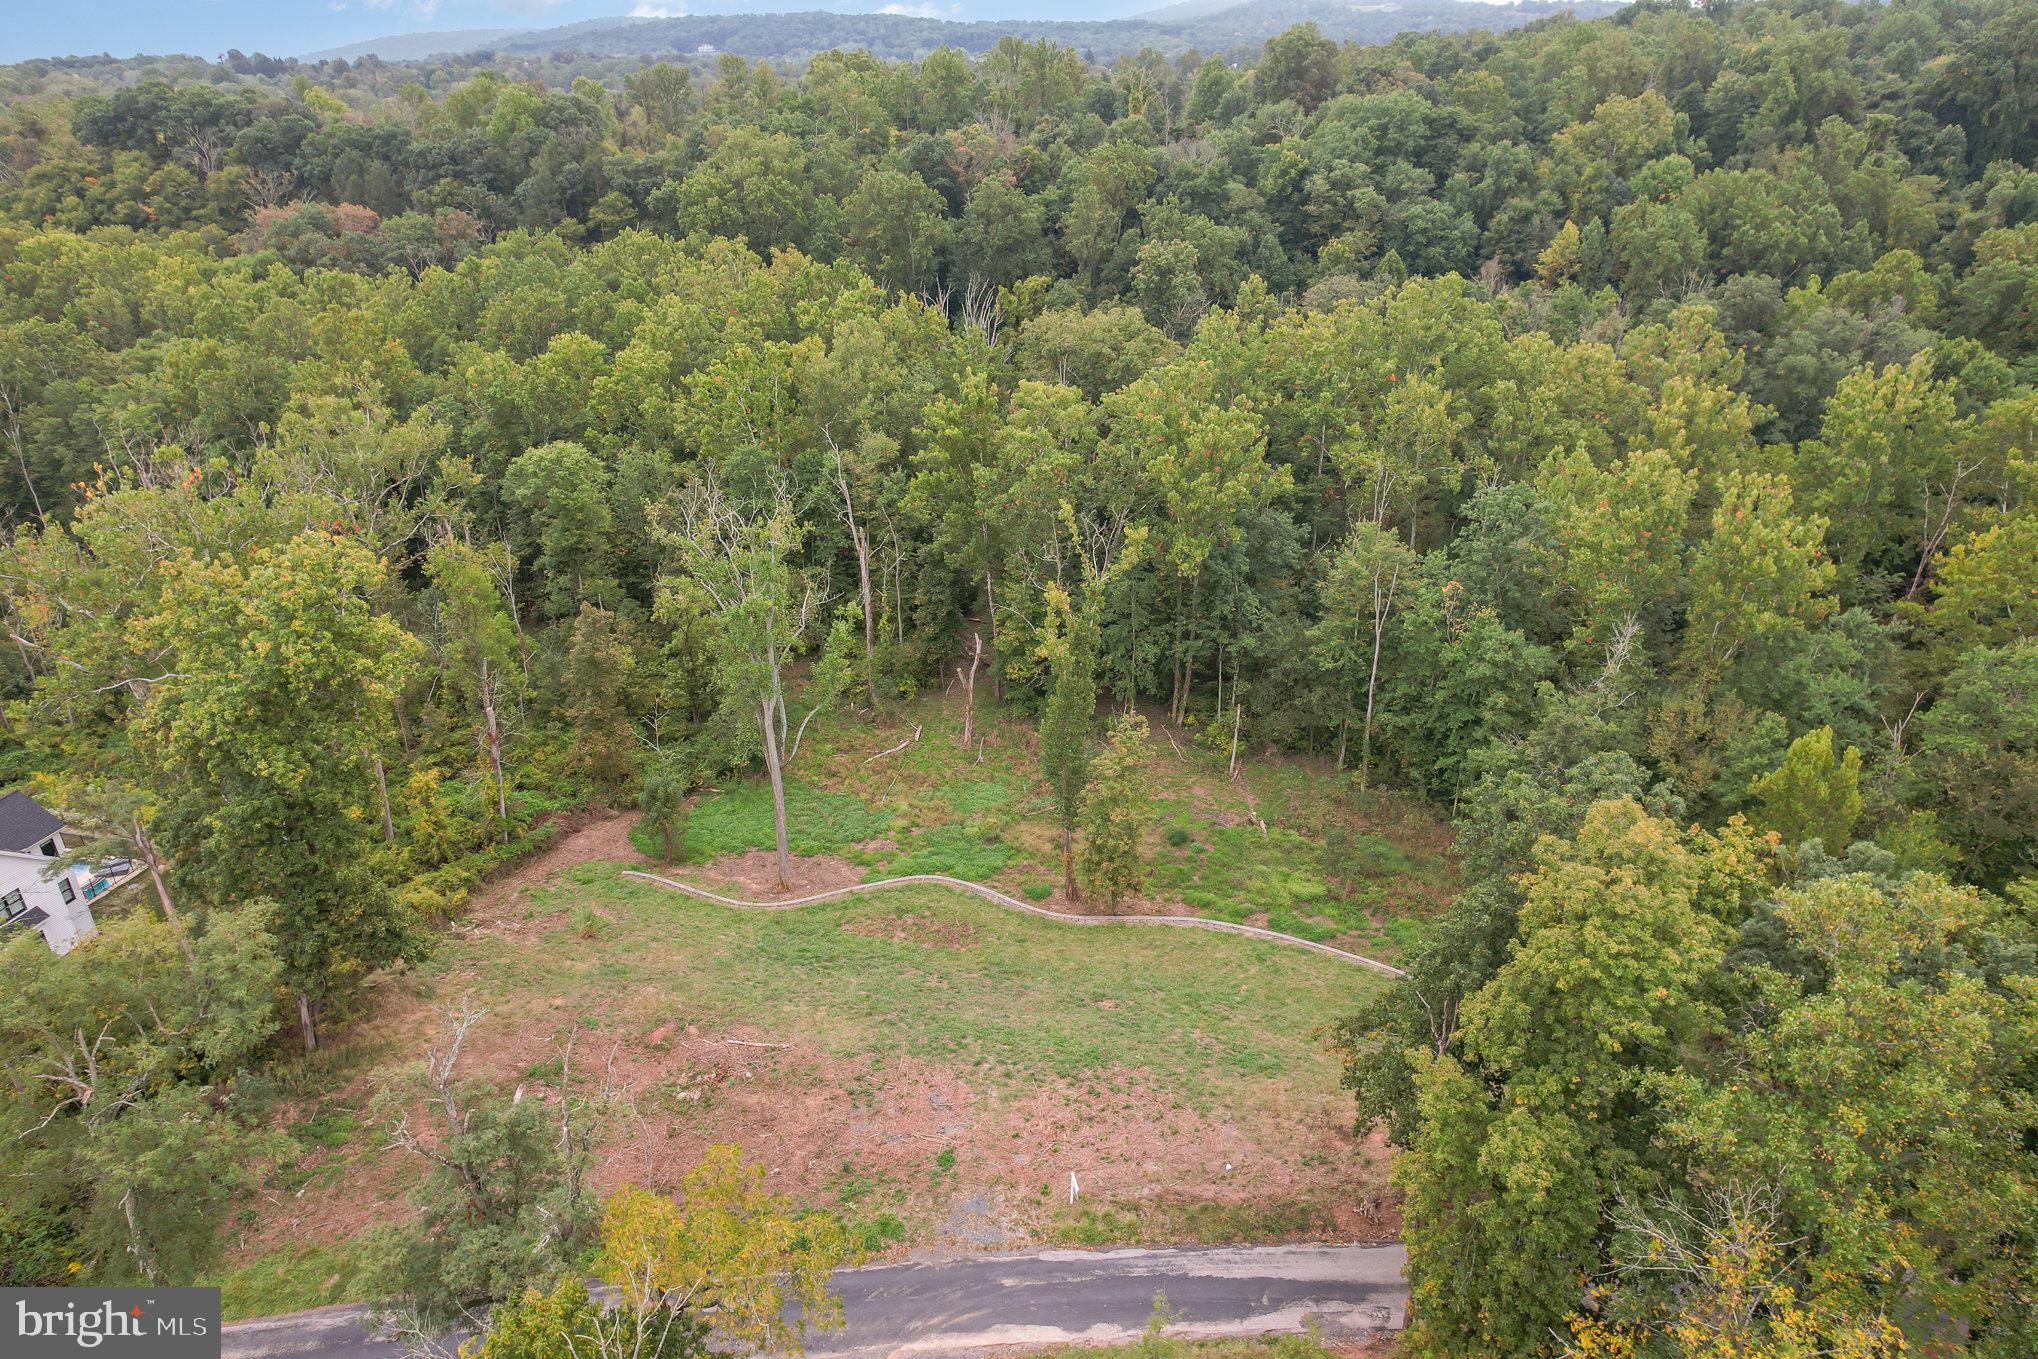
xmin=4 ymin=0 xmax=1194 ymax=64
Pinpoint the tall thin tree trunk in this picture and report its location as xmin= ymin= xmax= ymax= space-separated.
xmin=959 ymin=632 xmax=981 ymax=747
xmin=121 ymin=1187 xmax=159 ymax=1284
xmin=501 ymin=542 xmax=532 ymax=682
xmin=135 ymin=823 xmax=195 ymax=965
xmin=298 ymin=993 xmax=317 ymax=1052
xmin=855 ymin=525 xmax=879 ymax=706
xmin=835 ymin=457 xmax=881 ymax=708
xmin=4 ymin=406 xmax=43 ymax=522
xmin=1061 ymin=826 xmax=1078 ymax=901
xmin=480 ymin=659 xmax=508 ymax=841
xmin=760 ymin=701 xmax=791 ymax=890
xmin=1361 ymin=564 xmax=1401 ymax=792
xmin=372 ymin=754 xmax=395 ymax=844
xmin=983 ymin=559 xmax=1001 ymax=700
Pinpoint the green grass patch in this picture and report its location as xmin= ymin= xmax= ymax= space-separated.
xmin=218 ymin=1239 xmax=379 ymax=1322
xmin=945 ymin=779 xmax=1016 ymax=815
xmin=453 ymin=874 xmax=1376 ymax=1108
xmin=287 ymin=1107 xmax=357 ymax=1151
xmin=1052 ymin=1206 xmax=1142 ymax=1246
xmin=1324 ymin=827 xmax=1419 ymax=881
xmin=1151 ymin=828 xmax=1333 ymax=921
xmin=629 ymin=779 xmax=891 ymax=862
xmin=1383 ymin=916 xmax=1425 ymax=952
xmin=863 ymin=823 xmax=1016 ymax=881
xmin=1264 ymin=911 xmax=1338 ymax=944
xmin=1049 ymin=1196 xmax=1335 ymax=1248
xmin=838 ymin=1210 xmax=909 ymax=1255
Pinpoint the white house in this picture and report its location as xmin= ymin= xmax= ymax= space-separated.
xmin=0 ymin=790 xmax=127 ymax=955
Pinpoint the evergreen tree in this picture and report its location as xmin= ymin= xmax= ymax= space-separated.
xmin=1079 ymin=712 xmax=1151 ymax=909
xmin=565 ymin=603 xmax=638 ymax=799
xmin=1038 ymin=584 xmax=1096 ymax=902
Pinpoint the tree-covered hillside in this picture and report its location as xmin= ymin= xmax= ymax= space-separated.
xmin=465 ymin=0 xmax=1621 ymax=65
xmin=0 ymin=2 xmax=2034 ymax=1354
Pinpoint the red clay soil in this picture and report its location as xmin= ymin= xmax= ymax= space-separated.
xmin=490 ymin=810 xmax=648 ymax=898
xmin=672 ymin=848 xmax=868 ymax=898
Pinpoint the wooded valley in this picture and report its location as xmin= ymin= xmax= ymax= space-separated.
xmin=0 ymin=2 xmax=2034 ymax=1356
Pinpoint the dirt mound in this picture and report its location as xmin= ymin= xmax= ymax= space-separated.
xmin=690 ymin=850 xmax=866 ymax=898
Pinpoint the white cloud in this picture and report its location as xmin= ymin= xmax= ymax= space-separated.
xmin=631 ymin=2 xmax=687 ymax=14
xmin=878 ymin=2 xmax=944 ymax=14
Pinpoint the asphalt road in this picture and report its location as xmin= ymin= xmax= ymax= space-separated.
xmin=221 ymin=1243 xmax=1407 ymax=1359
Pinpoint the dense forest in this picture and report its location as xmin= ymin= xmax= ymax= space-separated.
xmin=1 ymin=0 xmax=2035 ymax=1355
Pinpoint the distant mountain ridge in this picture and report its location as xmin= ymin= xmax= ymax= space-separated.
xmin=307 ymin=0 xmax=1618 ymax=65
xmin=306 ymin=27 xmax=535 ymax=62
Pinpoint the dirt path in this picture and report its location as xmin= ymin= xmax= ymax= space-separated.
xmin=481 ymin=810 xmax=648 ymax=906
xmin=621 ymin=869 xmax=1408 ymax=976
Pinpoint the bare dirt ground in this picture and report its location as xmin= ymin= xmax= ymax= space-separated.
xmin=227 ymin=809 xmax=1395 ymax=1276
xmin=677 ymin=848 xmax=868 ymax=897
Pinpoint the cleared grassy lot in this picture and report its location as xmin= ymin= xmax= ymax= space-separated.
xmin=220 ymin=825 xmax=1391 ymax=1318
xmin=629 ymin=693 xmax=1454 ymax=963
xmin=468 ymin=865 xmax=1374 ymax=1105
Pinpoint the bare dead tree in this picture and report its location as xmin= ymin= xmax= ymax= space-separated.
xmin=22 ymin=1019 xmax=146 ymax=1135
xmin=957 ymin=631 xmax=983 ymax=748
xmin=1879 ymin=691 xmax=1925 ymax=802
xmin=384 ymin=996 xmax=491 ymax=1197
xmin=825 ymin=434 xmax=881 ymax=710
xmin=1573 ymin=1179 xmax=1848 ymax=1358
xmin=240 ymin=167 xmax=297 ymax=211
xmin=1584 ymin=613 xmax=1643 ymax=716
xmin=958 ymin=276 xmax=1003 ymax=346
xmin=380 ymin=999 xmax=624 ymax=1353
xmin=174 ymin=126 xmax=230 ymax=179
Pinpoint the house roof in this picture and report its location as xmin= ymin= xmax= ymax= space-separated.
xmin=0 ymin=791 xmax=63 ymax=854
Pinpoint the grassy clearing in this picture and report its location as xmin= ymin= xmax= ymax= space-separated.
xmin=472 ymin=872 xmax=1375 ymax=1104
xmin=217 ymin=1240 xmax=379 ymax=1322
xmin=862 ymin=821 xmax=1019 ymax=880
xmin=227 ymin=829 xmax=1388 ymax=1317
xmin=1049 ymin=1197 xmax=1341 ymax=1248
xmin=743 ymin=691 xmax=1457 ymax=959
xmin=629 ymin=779 xmax=892 ymax=862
